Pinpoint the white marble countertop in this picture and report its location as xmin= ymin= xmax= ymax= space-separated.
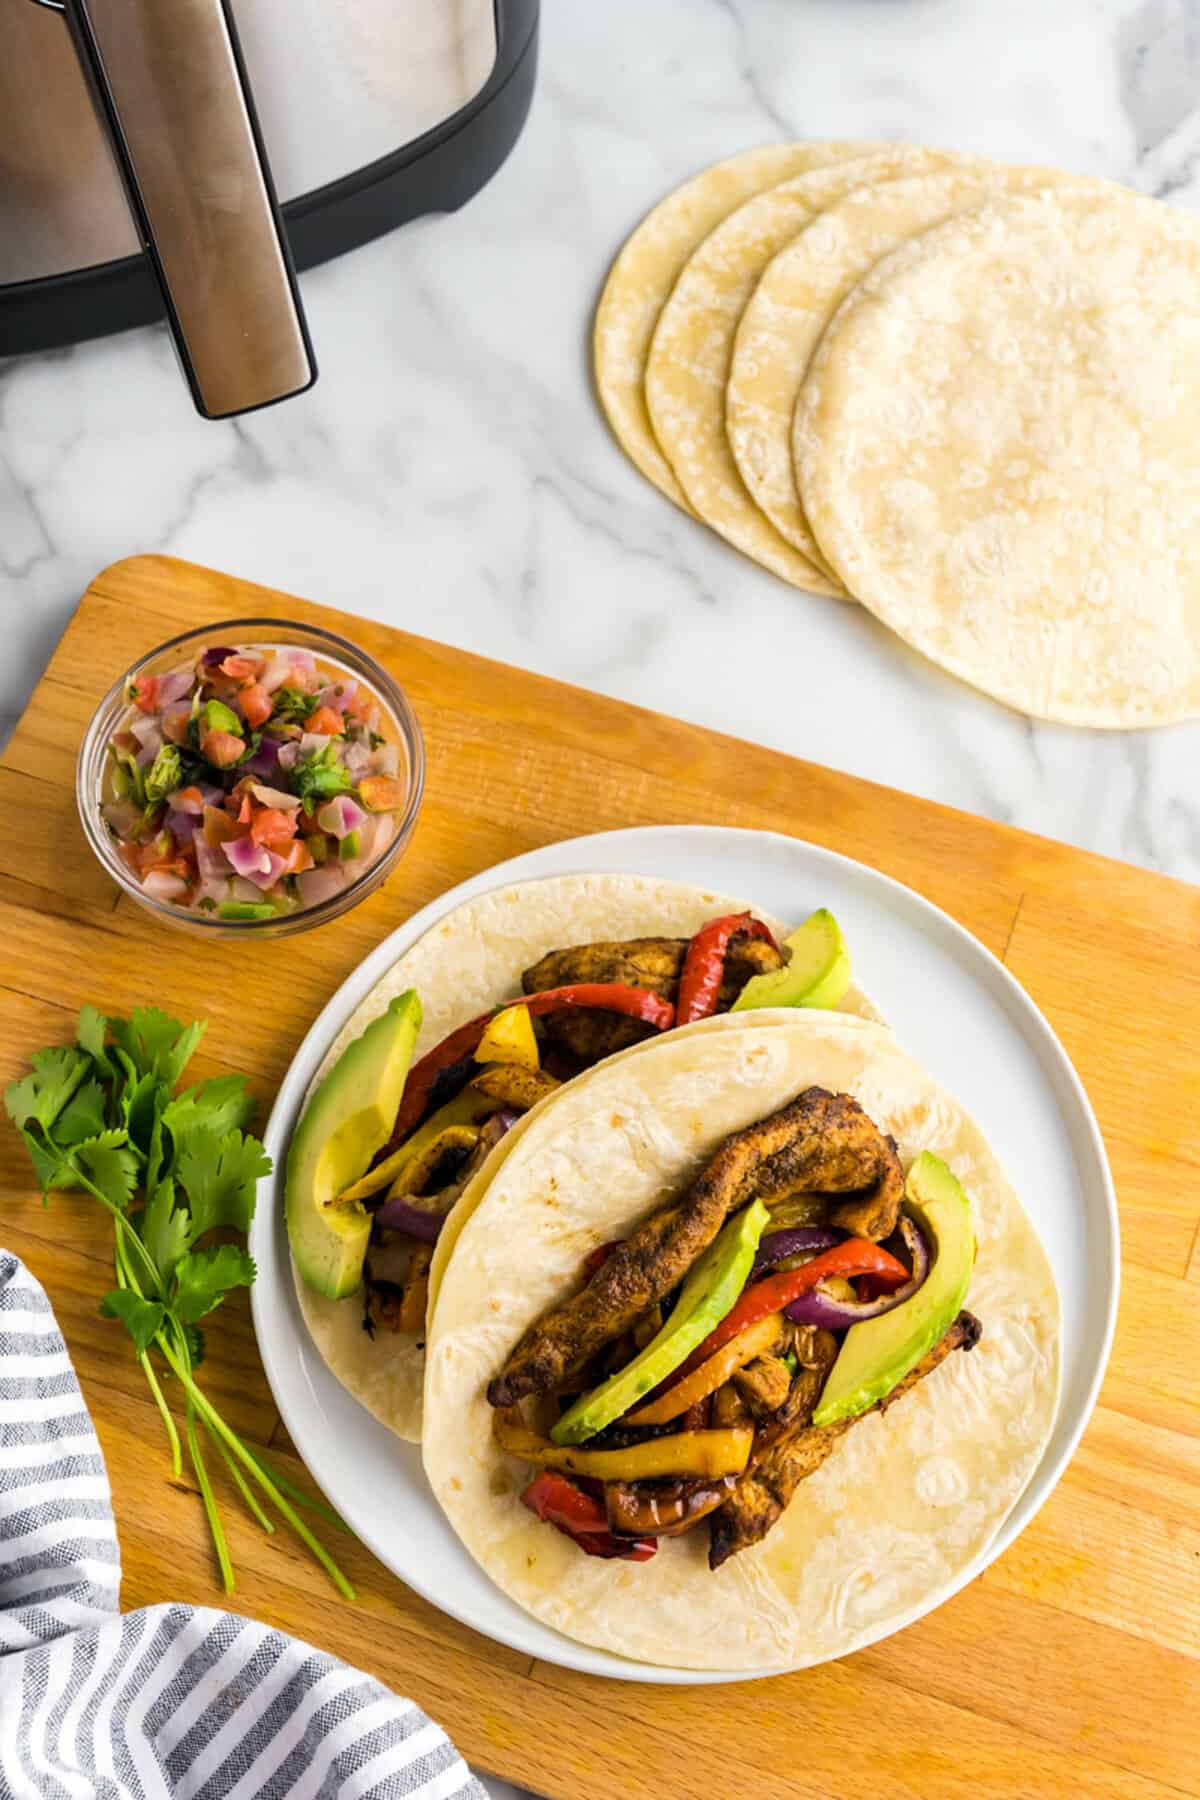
xmin=1 ymin=3 xmax=1196 ymax=1794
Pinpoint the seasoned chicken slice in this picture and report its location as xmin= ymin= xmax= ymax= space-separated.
xmin=708 ymin=1310 xmax=982 ymax=1568
xmin=521 ymin=932 xmax=784 ymax=1063
xmin=487 ymin=1087 xmax=903 ymax=1409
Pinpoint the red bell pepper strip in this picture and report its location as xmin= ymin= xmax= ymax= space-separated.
xmin=680 ymin=1237 xmax=910 ymax=1373
xmin=389 ymin=984 xmax=676 ymax=1143
xmin=676 ymin=913 xmax=780 ymax=1026
xmin=521 ymin=1472 xmax=657 ymax=1561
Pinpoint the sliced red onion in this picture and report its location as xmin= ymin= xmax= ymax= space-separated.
xmin=157 ymin=668 xmax=194 ymax=706
xmin=783 ymin=1216 xmax=930 ymax=1329
xmin=373 ymin=1193 xmax=451 ymax=1241
xmin=752 ymin=1226 xmax=842 ymax=1278
xmin=296 ymin=863 xmax=347 ymax=907
xmin=317 ymin=794 xmax=366 ymax=839
xmin=202 ymin=644 xmax=238 ymax=666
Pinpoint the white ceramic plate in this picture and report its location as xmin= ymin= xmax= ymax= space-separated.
xmin=252 ymin=826 xmax=1118 ymax=1683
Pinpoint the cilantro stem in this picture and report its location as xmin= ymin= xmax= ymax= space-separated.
xmin=157 ymin=1333 xmax=354 ymax=1600
xmin=112 ymin=1234 xmax=181 ymax=1478
xmin=238 ymin=1443 xmax=348 ymax=1533
xmin=208 ymin=1425 xmax=275 ymax=1535
xmin=184 ymin=1393 xmax=234 ymax=1593
xmin=69 ymin=1159 xmax=163 ymax=1298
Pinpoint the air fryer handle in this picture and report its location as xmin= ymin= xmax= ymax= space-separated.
xmin=60 ymin=0 xmax=316 ymax=418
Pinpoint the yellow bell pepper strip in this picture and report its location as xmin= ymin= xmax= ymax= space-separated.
xmin=521 ymin=1472 xmax=656 ymax=1561
xmin=335 ymin=1084 xmax=501 ymax=1204
xmin=468 ymin=1063 xmax=559 ymax=1112
xmin=494 ymin=1409 xmax=753 ymax=1482
xmin=474 ymin=1004 xmax=540 ymax=1070
xmin=682 ymin=1237 xmax=910 ymax=1374
xmin=623 ymin=1311 xmax=784 ymax=1426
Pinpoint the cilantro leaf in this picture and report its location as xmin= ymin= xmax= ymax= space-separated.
xmin=123 ymin=1071 xmax=165 ymax=1156
xmin=144 ymin=744 xmax=182 ymax=804
xmin=77 ymin=1006 xmax=115 ymax=1081
xmin=176 ymin=1128 xmax=271 ymax=1239
xmin=292 ymin=742 xmax=353 ymax=813
xmin=19 ymin=1125 xmax=80 ymax=1195
xmin=141 ymin=1177 xmax=190 ymax=1282
xmin=183 ymin=1323 xmax=206 ymax=1369
xmin=172 ymin=1245 xmax=256 ymax=1323
xmin=54 ymin=1078 xmax=108 ymax=1147
xmin=73 ymin=1131 xmax=139 ymax=1210
xmin=109 ymin=1009 xmax=206 ymax=1087
xmin=273 ymin=685 xmax=319 ymax=723
xmin=5 ymin=1047 xmax=90 ymax=1133
xmin=160 ymin=1075 xmax=257 ymax=1160
xmin=99 ymin=1290 xmax=165 ymax=1355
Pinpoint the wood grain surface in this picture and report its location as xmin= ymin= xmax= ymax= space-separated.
xmin=2 ymin=554 xmax=1198 ymax=1800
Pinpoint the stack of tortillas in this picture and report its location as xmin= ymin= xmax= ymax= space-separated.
xmin=594 ymin=141 xmax=1200 ymax=727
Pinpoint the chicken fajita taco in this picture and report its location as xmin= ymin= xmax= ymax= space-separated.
xmin=285 ymin=874 xmax=883 ymax=1441
xmin=422 ymin=1014 xmax=1060 ymax=1671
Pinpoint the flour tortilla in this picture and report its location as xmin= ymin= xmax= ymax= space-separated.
xmin=727 ymin=165 xmax=1083 ymax=567
xmin=295 ymin=874 xmax=882 ymax=1442
xmin=423 ymin=1014 xmax=1060 ymax=1671
xmin=797 ymin=187 xmax=1200 ymax=726
xmin=645 ymin=146 xmax=967 ymax=597
xmin=593 ymin=141 xmax=886 ymax=509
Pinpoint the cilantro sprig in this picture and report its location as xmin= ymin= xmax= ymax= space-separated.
xmin=5 ymin=1005 xmax=351 ymax=1598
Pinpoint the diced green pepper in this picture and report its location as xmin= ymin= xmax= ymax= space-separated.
xmin=217 ymin=901 xmax=275 ymax=921
xmin=201 ymin=698 xmax=242 ymax=737
xmin=338 ymin=829 xmax=362 ymax=862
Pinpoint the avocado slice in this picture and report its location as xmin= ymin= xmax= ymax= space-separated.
xmin=730 ymin=908 xmax=851 ymax=1013
xmin=285 ymin=990 xmax=422 ymax=1299
xmin=812 ymin=1151 xmax=975 ymax=1427
xmin=550 ymin=1197 xmax=771 ymax=1446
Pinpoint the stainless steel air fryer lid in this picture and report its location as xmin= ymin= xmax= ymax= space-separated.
xmin=0 ymin=0 xmax=538 ymax=419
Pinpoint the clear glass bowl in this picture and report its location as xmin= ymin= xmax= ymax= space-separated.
xmin=77 ymin=617 xmax=425 ymax=939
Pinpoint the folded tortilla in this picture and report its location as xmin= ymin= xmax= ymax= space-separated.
xmin=294 ymin=873 xmax=883 ymax=1443
xmin=422 ymin=1013 xmax=1060 ymax=1671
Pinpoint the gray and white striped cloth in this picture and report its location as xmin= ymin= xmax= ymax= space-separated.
xmin=0 ymin=1251 xmax=487 ymax=1800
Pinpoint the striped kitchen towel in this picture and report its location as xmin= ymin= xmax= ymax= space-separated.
xmin=0 ymin=1251 xmax=487 ymax=1800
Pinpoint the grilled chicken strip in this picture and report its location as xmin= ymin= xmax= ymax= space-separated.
xmin=487 ymin=1088 xmax=904 ymax=1410
xmin=521 ymin=933 xmax=784 ymax=1062
xmin=708 ymin=1310 xmax=982 ymax=1569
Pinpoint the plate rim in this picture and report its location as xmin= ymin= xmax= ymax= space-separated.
xmin=251 ymin=824 xmax=1120 ymax=1683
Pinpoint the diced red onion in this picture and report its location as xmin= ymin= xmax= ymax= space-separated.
xmin=202 ymin=645 xmax=237 ymax=667
xmin=167 ymin=809 xmax=197 ymax=843
xmin=260 ymin=652 xmax=294 ymax=693
xmin=157 ymin=668 xmax=194 ymax=706
xmin=343 ymin=740 xmax=371 ymax=776
xmin=102 ymin=800 xmax=140 ymax=838
xmin=317 ymin=795 xmax=366 ymax=839
xmin=752 ymin=1226 xmax=842 ymax=1278
xmin=296 ymin=864 xmax=347 ymax=907
xmin=316 ymin=680 xmax=357 ymax=710
xmin=130 ymin=717 xmax=163 ymax=766
xmin=194 ymin=838 xmax=227 ymax=882
xmin=229 ymin=875 xmax=268 ymax=903
xmin=220 ymin=834 xmax=273 ymax=878
xmin=371 ymin=741 xmax=400 ymax=778
xmin=289 ymin=649 xmax=318 ymax=675
xmin=276 ymin=740 xmax=300 ymax=772
xmin=244 ymin=849 xmax=287 ymax=891
xmin=171 ymin=787 xmax=207 ymax=816
xmin=142 ymin=870 xmax=188 ymax=902
xmin=249 ymin=780 xmax=301 ymax=811
xmin=783 ymin=1216 xmax=931 ymax=1329
xmin=300 ymin=732 xmax=334 ymax=758
xmin=372 ymin=814 xmax=397 ymax=857
xmin=240 ymin=735 xmax=284 ymax=782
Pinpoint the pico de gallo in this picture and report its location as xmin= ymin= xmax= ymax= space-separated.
xmin=101 ymin=642 xmax=408 ymax=920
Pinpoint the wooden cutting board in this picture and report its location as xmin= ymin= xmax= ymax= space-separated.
xmin=2 ymin=554 xmax=1198 ymax=1800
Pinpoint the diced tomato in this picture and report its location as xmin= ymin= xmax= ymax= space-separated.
xmin=344 ymin=687 xmax=373 ymax=721
xmin=236 ymin=793 xmax=255 ymax=825
xmin=173 ymin=786 xmax=205 ymax=815
xmin=251 ymin=807 xmax=298 ymax=848
xmin=200 ymin=729 xmax=245 ymax=769
xmin=131 ymin=675 xmax=159 ymax=713
xmin=358 ymin=774 xmax=404 ymax=813
xmin=279 ymin=839 xmax=314 ymax=875
xmin=220 ymin=654 xmax=263 ymax=682
xmin=239 ymin=682 xmax=273 ymax=728
xmin=307 ymin=705 xmax=346 ymax=737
